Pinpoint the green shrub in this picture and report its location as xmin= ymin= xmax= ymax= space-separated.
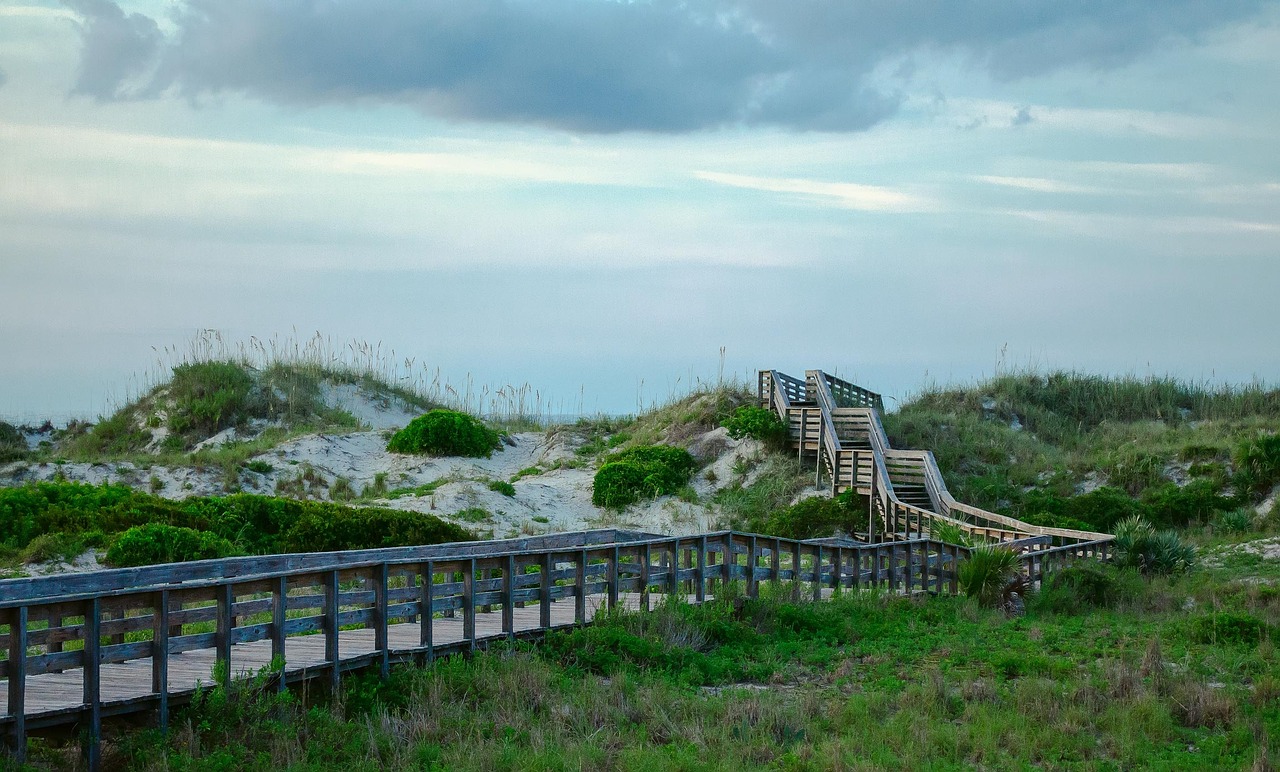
xmin=721 ymin=406 xmax=787 ymax=447
xmin=283 ymin=505 xmax=473 ymax=552
xmin=1191 ymin=612 xmax=1271 ymax=646
xmin=1111 ymin=516 xmax=1195 ymax=575
xmin=958 ymin=545 xmax=1022 ymax=609
xmin=105 ymin=523 xmax=238 ymax=567
xmin=488 ymin=480 xmax=516 ymax=497
xmin=19 ymin=531 xmax=104 ymax=564
xmin=0 ymin=421 xmax=27 ymax=463
xmin=929 ymin=521 xmax=976 ymax=547
xmin=592 ymin=445 xmax=697 ymax=509
xmin=1234 ymin=434 xmax=1280 ymax=498
xmin=1032 ymin=564 xmax=1122 ymax=614
xmin=1021 ymin=487 xmax=1143 ymax=533
xmin=759 ymin=494 xmax=867 ymax=540
xmin=1140 ymin=480 xmax=1233 ymax=528
xmin=387 ymin=410 xmax=499 ymax=458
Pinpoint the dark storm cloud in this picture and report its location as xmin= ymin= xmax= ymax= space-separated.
xmin=63 ymin=0 xmax=1268 ymax=132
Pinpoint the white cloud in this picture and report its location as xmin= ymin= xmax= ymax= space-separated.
xmin=975 ymin=175 xmax=1109 ymax=195
xmin=693 ymin=170 xmax=935 ymax=212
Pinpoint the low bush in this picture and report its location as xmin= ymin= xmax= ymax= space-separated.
xmin=1111 ymin=516 xmax=1195 ymax=575
xmin=1140 ymin=480 xmax=1234 ymax=528
xmin=1032 ymin=564 xmax=1124 ymax=614
xmin=1234 ymin=434 xmax=1280 ymax=498
xmin=721 ymin=406 xmax=787 ymax=448
xmin=166 ymin=361 xmax=258 ymax=441
xmin=283 ymin=505 xmax=472 ymax=552
xmin=591 ymin=445 xmax=696 ymax=509
xmin=1214 ymin=508 xmax=1256 ymax=534
xmin=0 ymin=421 xmax=27 ymax=463
xmin=1020 ymin=487 xmax=1144 ymax=533
xmin=105 ymin=523 xmax=237 ymax=567
xmin=387 ymin=410 xmax=499 ymax=458
xmin=756 ymin=492 xmax=869 ymax=540
xmin=0 ymin=482 xmax=474 ymax=567
xmin=1191 ymin=612 xmax=1271 ymax=646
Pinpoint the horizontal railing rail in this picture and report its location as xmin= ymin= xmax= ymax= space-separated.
xmin=0 ymin=528 xmax=1021 ymax=768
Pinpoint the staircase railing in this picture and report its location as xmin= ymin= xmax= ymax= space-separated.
xmin=761 ymin=369 xmax=1114 ymax=553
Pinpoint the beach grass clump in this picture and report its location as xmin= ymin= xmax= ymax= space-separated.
xmin=592 ymin=445 xmax=697 ymax=509
xmin=387 ymin=409 xmax=500 ymax=458
xmin=958 ymin=545 xmax=1023 ymax=608
xmin=721 ymin=405 xmax=787 ymax=448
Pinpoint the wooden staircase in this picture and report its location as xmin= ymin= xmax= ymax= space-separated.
xmin=760 ymin=369 xmax=1113 ymax=550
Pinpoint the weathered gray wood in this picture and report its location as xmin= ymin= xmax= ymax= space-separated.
xmin=83 ymin=598 xmax=101 ymax=770
xmin=271 ymin=576 xmax=286 ymax=693
xmin=324 ymin=570 xmax=340 ymax=691
xmin=502 ymin=555 xmax=515 ymax=639
xmin=7 ymin=606 xmax=27 ymax=763
xmin=463 ymin=560 xmax=476 ymax=648
xmin=375 ymin=563 xmax=389 ymax=679
xmin=152 ymin=590 xmax=169 ymax=732
xmin=216 ymin=584 xmax=232 ymax=689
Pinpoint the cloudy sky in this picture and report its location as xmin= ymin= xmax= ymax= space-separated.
xmin=2 ymin=0 xmax=1278 ymax=420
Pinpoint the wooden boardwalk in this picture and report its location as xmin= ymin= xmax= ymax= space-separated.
xmin=1 ymin=370 xmax=1116 ymax=770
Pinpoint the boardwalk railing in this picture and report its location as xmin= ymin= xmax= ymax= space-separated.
xmin=0 ymin=527 xmax=1013 ymax=767
xmin=760 ymin=369 xmax=1115 ymax=552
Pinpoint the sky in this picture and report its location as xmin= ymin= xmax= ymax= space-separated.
xmin=1 ymin=0 xmax=1278 ymax=422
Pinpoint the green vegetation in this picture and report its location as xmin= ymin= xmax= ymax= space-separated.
xmin=105 ymin=523 xmax=237 ymax=567
xmin=0 ymin=481 xmax=472 ymax=569
xmin=488 ymin=479 xmax=516 ymax=497
xmin=73 ymin=572 xmax=1280 ymax=771
xmin=591 ymin=445 xmax=697 ymax=509
xmin=387 ymin=409 xmax=500 ymax=458
xmin=1112 ymin=516 xmax=1196 ymax=575
xmin=0 ymin=420 xmax=27 ymax=463
xmin=958 ymin=545 xmax=1024 ymax=609
xmin=721 ymin=404 xmax=787 ymax=448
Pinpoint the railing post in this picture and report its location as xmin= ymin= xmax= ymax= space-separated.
xmin=152 ymin=591 xmax=169 ymax=733
xmin=791 ymin=542 xmax=802 ymax=601
xmin=540 ymin=552 xmax=553 ymax=630
xmin=668 ymin=539 xmax=680 ymax=598
xmin=772 ymin=538 xmax=783 ymax=584
xmin=375 ymin=563 xmax=390 ymax=678
xmin=325 ymin=570 xmax=340 ymax=691
xmin=747 ymin=535 xmax=759 ymax=598
xmin=640 ymin=543 xmax=652 ymax=610
xmin=272 ymin=576 xmax=287 ymax=692
xmin=7 ymin=606 xmax=27 ymax=764
xmin=575 ymin=550 xmax=587 ymax=624
xmin=83 ymin=597 xmax=101 ymax=771
xmin=608 ymin=546 xmax=620 ymax=611
xmin=463 ymin=559 xmax=476 ymax=649
xmin=813 ymin=546 xmax=823 ymax=601
xmin=503 ymin=554 xmax=516 ymax=640
xmin=722 ymin=534 xmax=733 ymax=588
xmin=216 ymin=583 xmax=233 ymax=689
xmin=696 ymin=537 xmax=707 ymax=603
xmin=421 ymin=561 xmax=434 ymax=660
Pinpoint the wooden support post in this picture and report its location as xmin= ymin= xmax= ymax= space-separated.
xmin=421 ymin=562 xmax=434 ymax=659
xmin=668 ymin=539 xmax=680 ymax=597
xmin=815 ymin=421 xmax=824 ymax=486
xmin=216 ymin=584 xmax=233 ymax=689
xmin=608 ymin=547 xmax=620 ymax=611
xmin=813 ymin=546 xmax=823 ymax=602
xmin=833 ymin=546 xmax=843 ymax=593
xmin=575 ymin=550 xmax=587 ymax=625
xmin=696 ymin=537 xmax=707 ymax=603
xmin=152 ymin=591 xmax=169 ymax=733
xmin=539 ymin=553 xmax=553 ymax=630
xmin=375 ymin=563 xmax=390 ymax=679
xmin=640 ymin=543 xmax=651 ymax=611
xmin=7 ymin=606 xmax=27 ymax=764
xmin=502 ymin=555 xmax=516 ymax=639
xmin=406 ymin=572 xmax=417 ymax=625
xmin=887 ymin=544 xmax=898 ymax=591
xmin=772 ymin=538 xmax=783 ymax=584
xmin=463 ymin=560 xmax=476 ymax=650
xmin=325 ymin=571 xmax=340 ymax=691
xmin=853 ymin=548 xmax=862 ymax=590
xmin=747 ymin=536 xmax=759 ymax=598
xmin=272 ymin=576 xmax=287 ymax=693
xmin=722 ymin=534 xmax=733 ymax=588
xmin=83 ymin=598 xmax=101 ymax=771
xmin=792 ymin=542 xmax=802 ymax=601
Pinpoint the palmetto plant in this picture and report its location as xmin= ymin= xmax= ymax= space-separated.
xmin=958 ymin=545 xmax=1025 ymax=611
xmin=1112 ymin=515 xmax=1195 ymax=575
